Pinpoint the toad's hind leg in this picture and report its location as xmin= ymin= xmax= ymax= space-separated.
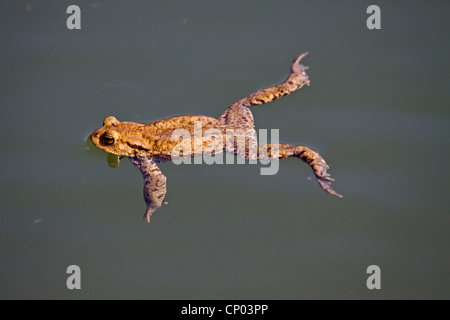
xmin=218 ymin=52 xmax=310 ymax=127
xmin=251 ymin=143 xmax=342 ymax=198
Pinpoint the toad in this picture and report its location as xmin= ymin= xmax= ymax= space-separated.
xmin=90 ymin=53 xmax=342 ymax=223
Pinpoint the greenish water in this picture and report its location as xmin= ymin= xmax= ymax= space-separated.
xmin=1 ymin=1 xmax=449 ymax=299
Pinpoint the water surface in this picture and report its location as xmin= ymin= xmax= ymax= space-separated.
xmin=0 ymin=1 xmax=449 ymax=299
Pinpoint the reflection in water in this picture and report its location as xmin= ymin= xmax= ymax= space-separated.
xmin=107 ymin=153 xmax=121 ymax=168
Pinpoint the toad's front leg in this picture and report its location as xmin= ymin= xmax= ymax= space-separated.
xmin=129 ymin=157 xmax=167 ymax=223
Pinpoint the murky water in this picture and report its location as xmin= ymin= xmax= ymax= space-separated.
xmin=1 ymin=1 xmax=449 ymax=299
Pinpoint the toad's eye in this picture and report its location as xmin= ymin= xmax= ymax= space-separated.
xmin=100 ymin=133 xmax=115 ymax=146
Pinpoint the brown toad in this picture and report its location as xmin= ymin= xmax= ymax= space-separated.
xmin=90 ymin=53 xmax=342 ymax=223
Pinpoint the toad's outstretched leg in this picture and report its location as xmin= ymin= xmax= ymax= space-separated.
xmin=258 ymin=143 xmax=342 ymax=198
xmin=229 ymin=141 xmax=342 ymax=197
xmin=218 ymin=52 xmax=310 ymax=128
